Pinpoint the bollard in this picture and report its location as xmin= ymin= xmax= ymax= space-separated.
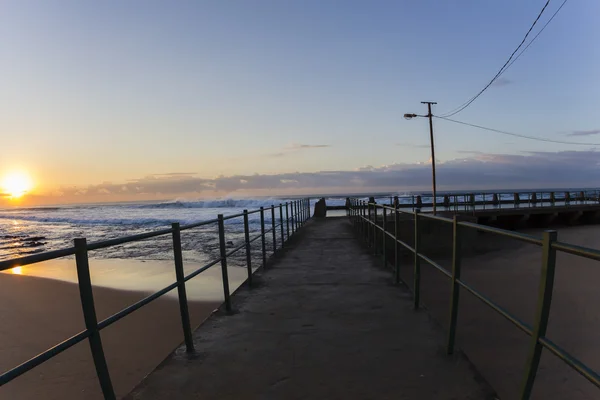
xmin=243 ymin=210 xmax=252 ymax=287
xmin=74 ymin=238 xmax=116 ymax=400
xmin=217 ymin=215 xmax=232 ymax=312
xmin=446 ymin=217 xmax=462 ymax=354
xmin=171 ymin=223 xmax=194 ymax=353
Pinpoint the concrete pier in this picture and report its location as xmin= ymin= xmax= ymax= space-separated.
xmin=126 ymin=218 xmax=495 ymax=399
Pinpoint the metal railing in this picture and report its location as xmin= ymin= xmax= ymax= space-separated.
xmin=347 ymin=197 xmax=600 ymax=399
xmin=354 ymin=189 xmax=600 ymax=212
xmin=0 ymin=199 xmax=312 ymax=399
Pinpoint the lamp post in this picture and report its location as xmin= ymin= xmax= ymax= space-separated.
xmin=404 ymin=101 xmax=438 ymax=215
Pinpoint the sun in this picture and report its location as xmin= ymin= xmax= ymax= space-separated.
xmin=1 ymin=171 xmax=33 ymax=199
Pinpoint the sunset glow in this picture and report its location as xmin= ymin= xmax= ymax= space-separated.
xmin=1 ymin=171 xmax=33 ymax=199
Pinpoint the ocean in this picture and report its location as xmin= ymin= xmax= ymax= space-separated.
xmin=0 ymin=197 xmax=343 ymax=263
xmin=0 ymin=190 xmax=593 ymax=262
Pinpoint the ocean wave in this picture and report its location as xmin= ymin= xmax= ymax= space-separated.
xmin=134 ymin=198 xmax=296 ymax=209
xmin=0 ymin=214 xmax=202 ymax=226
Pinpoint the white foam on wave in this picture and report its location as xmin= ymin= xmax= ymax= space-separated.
xmin=133 ymin=198 xmax=296 ymax=209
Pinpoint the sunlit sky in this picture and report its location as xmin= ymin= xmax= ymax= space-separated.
xmin=1 ymin=1 xmax=600 ymax=205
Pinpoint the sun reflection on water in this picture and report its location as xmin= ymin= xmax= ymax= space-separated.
xmin=11 ymin=266 xmax=22 ymax=275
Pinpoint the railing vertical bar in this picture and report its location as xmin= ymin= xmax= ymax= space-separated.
xmin=74 ymin=238 xmax=116 ymax=400
xmin=279 ymin=204 xmax=285 ymax=247
xmin=446 ymin=216 xmax=462 ymax=354
xmin=382 ymin=206 xmax=387 ymax=268
xmin=243 ymin=210 xmax=252 ymax=287
xmin=286 ymin=202 xmax=290 ymax=240
xmin=394 ymin=199 xmax=400 ymax=285
xmin=367 ymin=202 xmax=371 ymax=246
xmin=373 ymin=204 xmax=378 ymax=255
xmin=293 ymin=201 xmax=297 ymax=232
xmin=260 ymin=207 xmax=267 ymax=268
xmin=217 ymin=215 xmax=232 ymax=312
xmin=171 ymin=223 xmax=194 ymax=353
xmin=519 ymin=230 xmax=558 ymax=399
xmin=414 ymin=210 xmax=421 ymax=310
xmin=271 ymin=206 xmax=277 ymax=253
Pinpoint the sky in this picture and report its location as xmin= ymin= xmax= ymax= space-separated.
xmin=1 ymin=0 xmax=600 ymax=205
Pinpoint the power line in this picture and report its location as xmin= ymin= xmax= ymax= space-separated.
xmin=502 ymin=0 xmax=568 ymax=74
xmin=440 ymin=1 xmax=552 ymax=118
xmin=435 ymin=116 xmax=600 ymax=146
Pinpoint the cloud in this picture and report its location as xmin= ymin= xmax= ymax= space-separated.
xmin=396 ymin=143 xmax=430 ymax=149
xmin=48 ymin=150 xmax=600 ymax=200
xmin=491 ymin=77 xmax=513 ymax=87
xmin=567 ymin=129 xmax=600 ymax=137
xmin=265 ymin=143 xmax=331 ymax=157
xmin=287 ymin=144 xmax=331 ymax=149
xmin=456 ymin=150 xmax=484 ymax=155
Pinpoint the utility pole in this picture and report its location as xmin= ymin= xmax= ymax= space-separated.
xmin=404 ymin=101 xmax=438 ymax=215
xmin=422 ymin=101 xmax=437 ymax=215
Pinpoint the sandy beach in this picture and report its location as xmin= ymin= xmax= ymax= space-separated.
xmin=398 ymin=223 xmax=600 ymax=399
xmin=0 ymin=259 xmax=249 ymax=400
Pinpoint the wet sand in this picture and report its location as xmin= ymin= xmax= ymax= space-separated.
xmin=399 ymin=224 xmax=600 ymax=399
xmin=0 ymin=263 xmax=228 ymax=400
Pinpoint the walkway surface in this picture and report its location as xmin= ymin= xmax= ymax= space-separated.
xmin=126 ymin=218 xmax=496 ymax=400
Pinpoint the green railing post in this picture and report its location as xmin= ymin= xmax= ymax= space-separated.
xmin=305 ymin=198 xmax=309 ymax=221
xmin=279 ymin=204 xmax=285 ymax=246
xmin=413 ymin=210 xmax=421 ymax=310
xmin=293 ymin=201 xmax=297 ymax=232
xmin=217 ymin=215 xmax=232 ymax=312
xmin=260 ymin=207 xmax=267 ymax=268
xmin=171 ymin=223 xmax=194 ymax=353
xmin=446 ymin=216 xmax=462 ymax=354
xmin=519 ymin=230 xmax=558 ymax=399
xmin=394 ymin=203 xmax=400 ymax=285
xmin=363 ymin=200 xmax=367 ymax=241
xmin=382 ymin=206 xmax=387 ymax=268
xmin=74 ymin=238 xmax=116 ymax=400
xmin=367 ymin=202 xmax=372 ymax=247
xmin=286 ymin=202 xmax=290 ymax=240
xmin=243 ymin=210 xmax=252 ymax=287
xmin=373 ymin=204 xmax=378 ymax=255
xmin=271 ymin=206 xmax=277 ymax=252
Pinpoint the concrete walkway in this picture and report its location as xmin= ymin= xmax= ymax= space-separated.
xmin=126 ymin=218 xmax=496 ymax=400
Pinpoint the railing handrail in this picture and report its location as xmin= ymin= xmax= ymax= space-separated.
xmin=346 ymin=197 xmax=600 ymax=399
xmin=0 ymin=198 xmax=313 ymax=398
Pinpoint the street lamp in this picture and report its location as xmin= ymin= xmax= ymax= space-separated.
xmin=404 ymin=102 xmax=438 ymax=215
